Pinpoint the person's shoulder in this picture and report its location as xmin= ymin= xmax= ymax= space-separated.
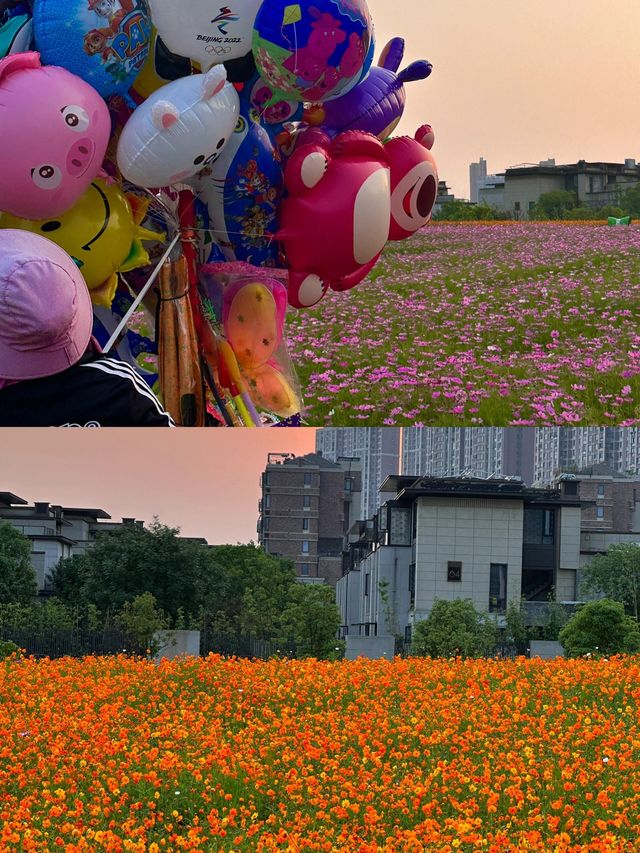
xmin=79 ymin=355 xmax=175 ymax=426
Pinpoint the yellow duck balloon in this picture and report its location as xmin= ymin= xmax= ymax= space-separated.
xmin=0 ymin=179 xmax=164 ymax=308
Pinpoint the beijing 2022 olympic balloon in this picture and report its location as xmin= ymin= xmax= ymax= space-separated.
xmin=252 ymin=0 xmax=374 ymax=103
xmin=32 ymin=0 xmax=151 ymax=99
xmin=0 ymin=52 xmax=111 ymax=219
xmin=148 ymin=0 xmax=262 ymax=71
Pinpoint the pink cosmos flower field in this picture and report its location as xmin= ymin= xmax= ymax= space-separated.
xmin=288 ymin=223 xmax=640 ymax=426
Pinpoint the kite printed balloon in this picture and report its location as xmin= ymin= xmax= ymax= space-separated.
xmin=252 ymin=0 xmax=373 ymax=103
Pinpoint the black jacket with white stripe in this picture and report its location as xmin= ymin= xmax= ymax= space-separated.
xmin=0 ymin=353 xmax=174 ymax=427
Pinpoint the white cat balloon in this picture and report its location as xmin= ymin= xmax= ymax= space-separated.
xmin=117 ymin=65 xmax=240 ymax=188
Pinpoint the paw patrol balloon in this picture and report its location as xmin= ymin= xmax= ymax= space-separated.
xmin=33 ymin=0 xmax=151 ymax=98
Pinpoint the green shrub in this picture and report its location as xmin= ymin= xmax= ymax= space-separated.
xmin=559 ymin=599 xmax=640 ymax=658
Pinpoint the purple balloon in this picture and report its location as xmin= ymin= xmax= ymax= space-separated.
xmin=312 ymin=37 xmax=432 ymax=139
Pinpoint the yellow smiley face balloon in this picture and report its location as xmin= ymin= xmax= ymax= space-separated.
xmin=0 ymin=178 xmax=164 ymax=307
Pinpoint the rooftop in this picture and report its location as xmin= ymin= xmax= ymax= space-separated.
xmin=380 ymin=475 xmax=581 ymax=505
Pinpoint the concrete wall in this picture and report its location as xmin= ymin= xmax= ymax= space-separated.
xmin=413 ymin=497 xmax=523 ymax=621
xmin=556 ymin=569 xmax=576 ymax=601
xmin=155 ymin=630 xmax=201 ymax=661
xmin=345 ymin=635 xmax=395 ymax=661
xmin=559 ymin=507 xmax=581 ymax=570
xmin=504 ymin=174 xmax=566 ymax=218
xmin=529 ymin=640 xmax=565 ymax=659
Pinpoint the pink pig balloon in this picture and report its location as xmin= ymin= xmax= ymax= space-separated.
xmin=0 ymin=52 xmax=110 ymax=219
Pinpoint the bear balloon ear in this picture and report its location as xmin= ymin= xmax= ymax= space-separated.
xmin=202 ymin=65 xmax=227 ymax=100
xmin=398 ymin=60 xmax=433 ymax=84
xmin=378 ymin=38 xmax=405 ymax=73
xmin=0 ymin=51 xmax=41 ymax=83
xmin=151 ymin=100 xmax=180 ymax=131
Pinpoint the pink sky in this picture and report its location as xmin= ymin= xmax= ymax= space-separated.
xmin=0 ymin=429 xmax=316 ymax=545
xmin=373 ymin=0 xmax=640 ymax=198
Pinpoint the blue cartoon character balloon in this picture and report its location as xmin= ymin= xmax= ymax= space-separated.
xmin=192 ymin=104 xmax=283 ymax=268
xmin=0 ymin=1 xmax=33 ymax=58
xmin=252 ymin=0 xmax=373 ymax=103
xmin=33 ymin=0 xmax=151 ymax=98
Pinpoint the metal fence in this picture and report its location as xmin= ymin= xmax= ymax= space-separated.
xmin=0 ymin=628 xmax=298 ymax=661
xmin=0 ymin=628 xmax=147 ymax=659
xmin=199 ymin=631 xmax=297 ymax=660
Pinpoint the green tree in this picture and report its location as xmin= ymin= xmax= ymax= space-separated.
xmin=281 ymin=584 xmax=342 ymax=660
xmin=581 ymin=544 xmax=640 ymax=621
xmin=115 ymin=592 xmax=169 ymax=656
xmin=542 ymin=593 xmax=568 ymax=641
xmin=52 ymin=519 xmax=216 ymax=620
xmin=505 ymin=599 xmax=530 ymax=650
xmin=209 ymin=544 xmax=296 ymax=638
xmin=620 ymin=184 xmax=640 ymax=216
xmin=412 ymin=599 xmax=498 ymax=658
xmin=530 ymin=190 xmax=578 ymax=220
xmin=434 ymin=200 xmax=498 ymax=221
xmin=559 ymin=599 xmax=640 ymax=658
xmin=0 ymin=522 xmax=37 ymax=605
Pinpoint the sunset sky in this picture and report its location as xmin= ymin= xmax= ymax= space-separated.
xmin=0 ymin=429 xmax=316 ymax=545
xmin=373 ymin=0 xmax=640 ymax=198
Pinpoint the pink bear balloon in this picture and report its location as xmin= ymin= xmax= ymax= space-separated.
xmin=277 ymin=131 xmax=391 ymax=309
xmin=386 ymin=125 xmax=438 ymax=242
xmin=0 ymin=52 xmax=110 ymax=219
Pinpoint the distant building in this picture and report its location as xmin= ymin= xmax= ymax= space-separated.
xmin=257 ymin=453 xmax=362 ymax=586
xmin=401 ymin=428 xmax=535 ymax=484
xmin=534 ymin=428 xmax=640 ymax=486
xmin=574 ymin=465 xmax=640 ymax=576
xmin=433 ymin=179 xmax=458 ymax=215
xmin=503 ymin=159 xmax=640 ymax=219
xmin=469 ymin=157 xmax=488 ymax=203
xmin=315 ymin=428 xmax=400 ymax=521
xmin=477 ymin=173 xmax=506 ymax=210
xmin=0 ymin=493 xmax=142 ymax=594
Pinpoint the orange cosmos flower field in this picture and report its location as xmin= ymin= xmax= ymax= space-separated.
xmin=1 ymin=654 xmax=640 ymax=852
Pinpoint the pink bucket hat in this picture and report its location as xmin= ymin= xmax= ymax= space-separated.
xmin=0 ymin=230 xmax=93 ymax=381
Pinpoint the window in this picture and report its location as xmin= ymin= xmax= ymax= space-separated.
xmin=597 ymin=484 xmax=605 ymax=498
xmin=303 ymin=495 xmax=311 ymax=509
xmin=303 ymin=472 xmax=312 ymax=486
xmin=364 ymin=573 xmax=370 ymax=596
xmin=447 ymin=561 xmax=462 ymax=582
xmin=489 ymin=564 xmax=507 ymax=613
xmin=302 ymin=540 xmax=310 ymax=554
xmin=596 ymin=506 xmax=605 ymax=520
xmin=300 ymin=563 xmax=310 ymax=576
xmin=523 ymin=508 xmax=554 ymax=545
xmin=264 ymin=472 xmax=270 ymax=486
xmin=344 ymin=477 xmax=353 ymax=492
xmin=264 ymin=493 xmax=271 ymax=509
xmin=302 ymin=517 xmax=310 ymax=531
xmin=263 ymin=517 xmax=270 ymax=532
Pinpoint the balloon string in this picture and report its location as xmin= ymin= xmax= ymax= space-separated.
xmin=103 ymin=231 xmax=181 ymax=353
